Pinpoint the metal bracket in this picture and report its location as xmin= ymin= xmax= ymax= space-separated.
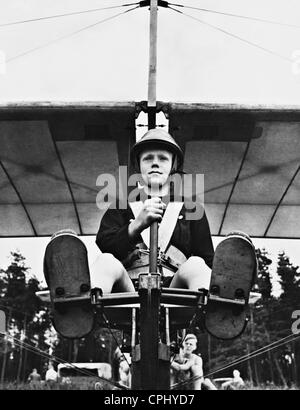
xmin=138 ymin=273 xmax=161 ymax=291
xmin=158 ymin=342 xmax=170 ymax=361
xmin=131 ymin=345 xmax=141 ymax=362
xmin=90 ymin=287 xmax=103 ymax=306
xmin=139 ymin=0 xmax=169 ymax=8
xmin=135 ymin=101 xmax=170 ymax=119
xmin=197 ymin=288 xmax=208 ymax=306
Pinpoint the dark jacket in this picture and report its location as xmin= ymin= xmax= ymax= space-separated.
xmin=96 ymin=195 xmax=214 ymax=269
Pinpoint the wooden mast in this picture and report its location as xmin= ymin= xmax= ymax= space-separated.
xmin=148 ymin=0 xmax=159 ymax=277
xmin=133 ymin=0 xmax=170 ymax=390
xmin=147 ymin=0 xmax=158 ymax=130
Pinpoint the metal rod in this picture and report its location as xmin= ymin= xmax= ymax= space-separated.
xmin=138 ymin=0 xmax=162 ymax=390
xmin=149 ymin=222 xmax=158 ymax=273
xmin=165 ymin=307 xmax=170 ymax=346
xmin=161 ymin=287 xmax=205 ymax=297
xmin=131 ymin=308 xmax=136 ymax=349
xmin=148 ymin=0 xmax=158 ymax=109
xmin=161 ymin=293 xmax=204 ymax=306
xmin=54 ymin=292 xmax=139 ymax=306
xmin=148 ymin=0 xmax=159 ymax=273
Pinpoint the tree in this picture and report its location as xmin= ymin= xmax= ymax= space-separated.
xmin=276 ymin=252 xmax=300 ymax=385
xmin=0 ymin=251 xmax=52 ymax=382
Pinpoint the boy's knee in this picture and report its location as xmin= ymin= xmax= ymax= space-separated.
xmin=98 ymin=253 xmax=125 ymax=275
xmin=100 ymin=253 xmax=117 ymax=262
xmin=100 ymin=253 xmax=122 ymax=267
xmin=178 ymin=256 xmax=206 ymax=276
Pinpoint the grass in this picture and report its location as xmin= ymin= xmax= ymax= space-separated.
xmin=0 ymin=380 xmax=299 ymax=390
xmin=243 ymin=381 xmax=299 ymax=390
xmin=0 ymin=379 xmax=113 ymax=390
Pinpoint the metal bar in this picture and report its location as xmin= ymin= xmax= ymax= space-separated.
xmin=165 ymin=307 xmax=170 ymax=346
xmin=218 ymin=139 xmax=251 ymax=235
xmin=138 ymin=274 xmax=161 ymax=389
xmin=147 ymin=0 xmax=158 ymax=108
xmin=131 ymin=308 xmax=136 ymax=349
xmin=264 ymin=165 xmax=300 ymax=237
xmin=53 ymin=292 xmax=139 ymax=306
xmin=161 ymin=287 xmax=205 ymax=297
xmin=138 ymin=0 xmax=164 ymax=391
xmin=209 ymin=294 xmax=246 ymax=306
xmin=50 ymin=134 xmax=83 ymax=235
xmin=161 ymin=293 xmax=204 ymax=306
xmin=147 ymin=0 xmax=157 ymax=129
xmin=149 ymin=222 xmax=158 ymax=273
xmin=148 ymin=0 xmax=159 ymax=272
xmin=0 ymin=159 xmax=38 ymax=236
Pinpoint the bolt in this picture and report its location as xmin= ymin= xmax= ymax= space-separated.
xmin=235 ymin=288 xmax=245 ymax=299
xmin=210 ymin=285 xmax=220 ymax=295
xmin=55 ymin=287 xmax=65 ymax=296
xmin=80 ymin=283 xmax=90 ymax=293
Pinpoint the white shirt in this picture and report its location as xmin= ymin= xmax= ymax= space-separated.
xmin=45 ymin=368 xmax=57 ymax=382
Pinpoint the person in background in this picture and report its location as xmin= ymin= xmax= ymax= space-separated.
xmin=45 ymin=362 xmax=58 ymax=387
xmin=27 ymin=368 xmax=41 ymax=386
xmin=171 ymin=333 xmax=217 ymax=390
xmin=221 ymin=369 xmax=245 ymax=390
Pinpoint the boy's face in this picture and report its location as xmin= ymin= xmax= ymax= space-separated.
xmin=139 ymin=149 xmax=173 ymax=189
xmin=183 ymin=339 xmax=197 ymax=354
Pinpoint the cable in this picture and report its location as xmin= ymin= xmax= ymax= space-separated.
xmin=0 ymin=3 xmax=139 ymax=28
xmin=100 ymin=311 xmax=132 ymax=370
xmin=7 ymin=5 xmax=140 ymax=63
xmin=168 ymin=6 xmax=293 ymax=63
xmin=168 ymin=2 xmax=300 ymax=29
xmin=204 ymin=334 xmax=299 ymax=379
xmin=0 ymin=304 xmax=128 ymax=389
xmin=0 ymin=330 xmax=128 ymax=390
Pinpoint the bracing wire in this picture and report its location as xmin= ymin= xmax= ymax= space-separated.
xmin=168 ymin=2 xmax=300 ymax=29
xmin=171 ymin=332 xmax=300 ymax=389
xmin=6 ymin=5 xmax=140 ymax=63
xmin=204 ymin=334 xmax=296 ymax=377
xmin=168 ymin=6 xmax=293 ymax=63
xmin=0 ymin=302 xmax=131 ymax=389
xmin=201 ymin=334 xmax=300 ymax=387
xmin=0 ymin=330 xmax=128 ymax=390
xmin=2 ymin=300 xmax=299 ymax=390
xmin=0 ymin=302 xmax=128 ymax=389
xmin=100 ymin=311 xmax=132 ymax=370
xmin=0 ymin=3 xmax=139 ymax=28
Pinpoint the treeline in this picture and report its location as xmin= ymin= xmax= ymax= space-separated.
xmin=199 ymin=249 xmax=300 ymax=388
xmin=0 ymin=251 xmax=119 ymax=383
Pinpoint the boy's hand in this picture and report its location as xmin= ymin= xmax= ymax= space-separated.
xmin=128 ymin=197 xmax=166 ymax=240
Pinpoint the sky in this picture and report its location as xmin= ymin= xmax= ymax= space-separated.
xmin=0 ymin=0 xmax=299 ymax=103
xmin=0 ymin=1 xmax=299 ymax=295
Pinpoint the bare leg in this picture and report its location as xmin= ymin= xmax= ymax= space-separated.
xmin=169 ymin=256 xmax=211 ymax=290
xmin=191 ymin=365 xmax=203 ymax=390
xmin=202 ymin=378 xmax=218 ymax=390
xmin=89 ymin=253 xmax=135 ymax=293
